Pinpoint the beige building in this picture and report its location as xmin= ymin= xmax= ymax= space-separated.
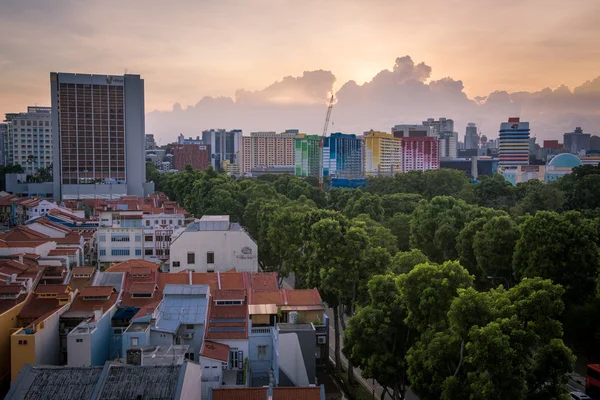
xmin=241 ymin=130 xmax=299 ymax=174
xmin=363 ymin=130 xmax=402 ymax=176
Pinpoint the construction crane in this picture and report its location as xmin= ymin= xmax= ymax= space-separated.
xmin=319 ymin=94 xmax=335 ymax=186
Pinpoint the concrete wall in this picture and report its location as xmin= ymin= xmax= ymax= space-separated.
xmin=90 ymin=308 xmax=116 ymax=366
xmin=217 ymin=339 xmax=248 ymax=369
xmin=11 ymin=302 xmax=70 ymax=382
xmin=122 ymin=327 xmax=151 ymax=357
xmin=179 ymin=361 xmax=202 ymax=400
xmin=0 ymin=300 xmax=27 ymax=391
xmin=170 ymin=230 xmax=258 ymax=273
xmin=125 ymin=75 xmax=146 ymax=198
xmin=97 ymin=227 xmax=144 ymax=267
xmin=199 ymin=357 xmax=223 ymax=400
xmin=67 ymin=328 xmax=92 ymax=367
xmin=0 ymin=241 xmax=56 ymax=258
xmin=5 ymin=175 xmax=54 ymax=198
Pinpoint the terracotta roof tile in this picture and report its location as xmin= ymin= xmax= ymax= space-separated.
xmin=205 ymin=301 xmax=248 ymax=340
xmin=0 ymin=293 xmax=27 ymax=315
xmin=284 ymin=288 xmax=323 ymax=306
xmin=246 ymin=273 xmax=279 ymax=291
xmin=71 ymin=267 xmax=96 ymax=276
xmin=273 ymin=387 xmax=323 ymax=400
xmin=35 ymin=284 xmax=71 ymax=294
xmin=213 ymin=289 xmax=246 ymax=301
xmin=200 ymin=340 xmax=230 ymax=362
xmin=107 ymin=259 xmax=161 ymax=273
xmin=80 ymin=286 xmax=115 ymax=298
xmin=120 ymin=292 xmax=163 ymax=308
xmin=250 ymin=290 xmax=282 ymax=305
xmin=211 ymin=388 xmax=266 ymax=400
xmin=69 ymin=291 xmax=119 ymax=314
xmin=48 ymin=248 xmax=79 ymax=256
xmin=0 ymin=284 xmax=24 ymax=294
xmin=128 ymin=282 xmax=158 ymax=293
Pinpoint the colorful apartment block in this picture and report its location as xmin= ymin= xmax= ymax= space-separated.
xmin=294 ymin=135 xmax=322 ymax=177
xmin=322 ymin=133 xmax=364 ymax=179
xmin=363 ymin=130 xmax=402 ymax=176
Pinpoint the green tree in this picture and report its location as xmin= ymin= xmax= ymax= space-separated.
xmin=512 ymin=180 xmax=565 ymax=216
xmin=473 ymin=216 xmax=520 ymax=284
xmin=381 ymin=193 xmax=423 ymax=217
xmin=384 ymin=213 xmax=411 ymax=252
xmin=473 ymin=174 xmax=516 ymax=210
xmin=407 ymin=278 xmax=574 ymax=400
xmin=513 ymin=211 xmax=600 ymax=304
xmin=343 ymin=274 xmax=412 ymax=399
xmin=398 ymin=261 xmax=473 ymax=333
xmin=306 ymin=216 xmax=369 ymax=373
xmin=389 ymin=249 xmax=429 ymax=275
xmin=410 ymin=196 xmax=473 ymax=263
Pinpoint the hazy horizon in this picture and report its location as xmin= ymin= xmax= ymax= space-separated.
xmin=2 ymin=0 xmax=599 ymax=143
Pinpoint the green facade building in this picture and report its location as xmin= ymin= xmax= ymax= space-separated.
xmin=294 ymin=135 xmax=322 ymax=177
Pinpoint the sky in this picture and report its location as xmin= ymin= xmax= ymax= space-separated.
xmin=1 ymin=0 xmax=600 ymax=142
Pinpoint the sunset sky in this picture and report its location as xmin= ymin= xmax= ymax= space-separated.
xmin=1 ymin=0 xmax=600 ymax=141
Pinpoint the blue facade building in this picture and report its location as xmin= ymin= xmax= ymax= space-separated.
xmin=322 ymin=133 xmax=364 ymax=178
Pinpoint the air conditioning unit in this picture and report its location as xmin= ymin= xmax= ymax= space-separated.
xmin=317 ymin=336 xmax=326 ymax=345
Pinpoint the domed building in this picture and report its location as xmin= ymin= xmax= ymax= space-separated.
xmin=545 ymin=153 xmax=582 ymax=182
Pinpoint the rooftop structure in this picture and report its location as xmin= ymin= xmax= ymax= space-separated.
xmin=5 ymin=361 xmax=201 ymax=400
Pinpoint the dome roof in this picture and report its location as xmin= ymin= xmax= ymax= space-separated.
xmin=548 ymin=153 xmax=582 ymax=168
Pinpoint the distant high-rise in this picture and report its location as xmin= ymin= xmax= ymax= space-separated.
xmin=590 ymin=135 xmax=600 ymax=151
xmin=51 ymin=73 xmax=146 ymax=200
xmin=498 ymin=117 xmax=530 ymax=167
xmin=464 ymin=123 xmax=479 ymax=150
xmin=323 ymin=133 xmax=364 ymax=178
xmin=423 ymin=118 xmax=457 ymax=158
xmin=201 ymin=129 xmax=241 ymax=171
xmin=3 ymin=107 xmax=53 ymax=175
xmin=177 ymin=133 xmax=203 ymax=145
xmin=391 ymin=124 xmax=431 ymax=138
xmin=363 ymin=130 xmax=401 ymax=176
xmin=423 ymin=117 xmax=454 ymax=136
xmin=241 ymin=130 xmax=297 ymax=174
xmin=401 ymin=137 xmax=440 ymax=172
xmin=295 ymin=134 xmax=322 ymax=177
xmin=564 ymin=127 xmax=591 ymax=154
xmin=145 ymin=134 xmax=157 ymax=150
xmin=173 ymin=144 xmax=211 ymax=172
xmin=0 ymin=123 xmax=8 ymax=166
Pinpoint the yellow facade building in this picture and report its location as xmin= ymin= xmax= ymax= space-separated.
xmin=363 ymin=131 xmax=401 ymax=176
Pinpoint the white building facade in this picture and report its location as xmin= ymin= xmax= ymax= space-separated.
xmin=241 ymin=130 xmax=298 ymax=174
xmin=97 ymin=210 xmax=144 ymax=269
xmin=3 ymin=107 xmax=52 ymax=175
xmin=169 ymin=215 xmax=258 ymax=273
xmin=142 ymin=212 xmax=186 ymax=264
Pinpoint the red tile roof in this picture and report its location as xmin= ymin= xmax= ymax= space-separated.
xmin=211 ymin=388 xmax=267 ymax=400
xmin=54 ymin=232 xmax=83 ymax=245
xmin=128 ymin=282 xmax=158 ymax=293
xmin=213 ymin=289 xmax=246 ymax=301
xmin=247 ymin=273 xmax=279 ymax=291
xmin=35 ymin=284 xmax=71 ymax=294
xmin=0 ymin=240 xmax=50 ymax=248
xmin=131 ymin=300 xmax=161 ymax=319
xmin=69 ymin=290 xmax=119 ymax=314
xmin=48 ymin=248 xmax=79 ymax=256
xmin=107 ymin=259 xmax=161 ymax=273
xmin=273 ymin=387 xmax=323 ymax=400
xmin=0 ymin=226 xmax=50 ymax=241
xmin=250 ymin=290 xmax=282 ymax=305
xmin=205 ymin=300 xmax=248 ymax=340
xmin=71 ymin=267 xmax=96 ymax=277
xmin=80 ymin=286 xmax=116 ymax=298
xmin=0 ymin=293 xmax=27 ymax=315
xmin=29 ymin=217 xmax=72 ymax=233
xmin=200 ymin=340 xmax=230 ymax=362
xmin=0 ymin=284 xmax=24 ymax=294
xmin=119 ymin=291 xmax=163 ymax=308
xmin=284 ymin=288 xmax=323 ymax=306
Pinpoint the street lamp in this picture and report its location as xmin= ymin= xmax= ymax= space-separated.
xmin=487 ymin=275 xmax=510 ymax=289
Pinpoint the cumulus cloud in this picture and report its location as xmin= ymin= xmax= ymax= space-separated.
xmin=146 ymin=56 xmax=600 ymax=142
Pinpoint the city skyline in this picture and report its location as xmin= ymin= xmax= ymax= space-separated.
xmin=2 ymin=0 xmax=600 ymax=141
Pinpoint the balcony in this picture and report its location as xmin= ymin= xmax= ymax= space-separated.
xmin=250 ymin=327 xmax=273 ymax=336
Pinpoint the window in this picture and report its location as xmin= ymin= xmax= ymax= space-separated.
xmin=172 ymin=261 xmax=180 ymax=267
xmin=145 ymin=249 xmax=153 ymax=256
xmin=161 ymin=220 xmax=166 ymax=224
xmin=111 ymin=249 xmax=130 ymax=256
xmin=111 ymin=234 xmax=130 ymax=242
xmin=76 ymin=339 xmax=83 ymax=343
xmin=186 ymin=324 xmax=194 ymax=329
xmin=229 ymin=349 xmax=242 ymax=369
xmin=131 ymin=337 xmax=138 ymax=346
xmin=178 ymin=220 xmax=182 ymax=226
xmin=257 ymin=345 xmax=267 ymax=360
xmin=135 ymin=235 xmax=141 ymax=242
xmin=169 ymin=220 xmax=172 ymax=225
xmin=145 ymin=220 xmax=150 ymax=226
xmin=207 ymin=252 xmax=214 ymax=264
xmin=135 ymin=249 xmax=142 ymax=256
xmin=187 ymin=252 xmax=195 ymax=264
xmin=144 ymin=235 xmax=153 ymax=242
xmin=99 ymin=248 xmax=106 ymax=256
xmin=185 ymin=353 xmax=195 ymax=361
